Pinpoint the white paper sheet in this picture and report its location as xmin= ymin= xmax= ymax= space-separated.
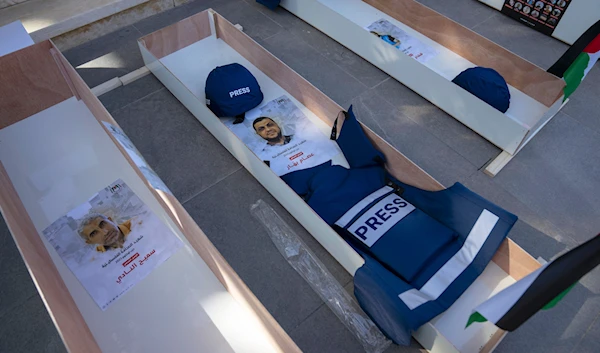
xmin=42 ymin=179 xmax=183 ymax=310
xmin=366 ymin=19 xmax=439 ymax=63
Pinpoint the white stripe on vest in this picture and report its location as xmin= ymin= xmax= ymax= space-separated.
xmin=335 ymin=186 xmax=415 ymax=247
xmin=398 ymin=209 xmax=499 ymax=310
xmin=336 ymin=186 xmax=394 ymax=228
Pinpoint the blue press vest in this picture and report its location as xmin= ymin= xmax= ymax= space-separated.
xmin=281 ymin=106 xmax=517 ymax=345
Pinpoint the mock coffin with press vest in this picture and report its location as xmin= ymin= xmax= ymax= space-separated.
xmin=203 ymin=61 xmax=517 ymax=345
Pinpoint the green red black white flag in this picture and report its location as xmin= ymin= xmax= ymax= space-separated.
xmin=548 ymin=20 xmax=600 ymax=100
xmin=467 ymin=233 xmax=600 ymax=331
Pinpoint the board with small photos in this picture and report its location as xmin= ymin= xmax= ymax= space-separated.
xmin=501 ymin=0 xmax=572 ymax=35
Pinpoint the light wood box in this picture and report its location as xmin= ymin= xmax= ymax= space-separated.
xmin=0 ymin=40 xmax=299 ymax=353
xmin=279 ymin=0 xmax=568 ymax=176
xmin=137 ymin=9 xmax=542 ymax=353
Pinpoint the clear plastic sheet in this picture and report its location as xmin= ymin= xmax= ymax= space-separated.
xmin=250 ymin=200 xmax=391 ymax=353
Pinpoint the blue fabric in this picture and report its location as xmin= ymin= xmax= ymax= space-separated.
xmin=205 ymin=63 xmax=264 ymax=117
xmin=279 ymin=105 xmax=517 ymax=345
xmin=336 ymin=106 xmax=385 ymax=168
xmin=307 ymin=165 xmax=386 ymax=225
xmin=353 ymin=183 xmax=515 ymax=343
xmin=256 ymin=0 xmax=280 ymax=10
xmin=367 ymin=209 xmax=457 ymax=282
xmin=281 ymin=107 xmax=387 ymax=225
xmin=452 ymin=67 xmax=511 ymax=113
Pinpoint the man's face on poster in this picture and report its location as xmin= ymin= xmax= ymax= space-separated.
xmin=253 ymin=117 xmax=283 ymax=144
xmin=81 ymin=215 xmax=121 ymax=247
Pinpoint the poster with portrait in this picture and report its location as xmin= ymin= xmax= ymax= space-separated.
xmin=42 ymin=179 xmax=183 ymax=310
xmin=501 ymin=0 xmax=572 ymax=36
xmin=223 ymin=95 xmax=342 ymax=176
xmin=366 ymin=19 xmax=439 ymax=63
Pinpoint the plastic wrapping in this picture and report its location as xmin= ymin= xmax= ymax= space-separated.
xmin=250 ymin=200 xmax=391 ymax=353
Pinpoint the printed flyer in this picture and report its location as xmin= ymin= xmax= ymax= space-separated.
xmin=42 ymin=179 xmax=183 ymax=310
xmin=366 ymin=19 xmax=439 ymax=63
xmin=501 ymin=0 xmax=572 ymax=36
xmin=103 ymin=122 xmax=173 ymax=196
xmin=223 ymin=95 xmax=342 ymax=176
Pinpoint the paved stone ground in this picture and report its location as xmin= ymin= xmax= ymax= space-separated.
xmin=1 ymin=0 xmax=600 ymax=352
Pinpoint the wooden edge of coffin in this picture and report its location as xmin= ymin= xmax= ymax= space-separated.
xmin=0 ymin=39 xmax=301 ymax=353
xmin=137 ymin=9 xmax=543 ymax=352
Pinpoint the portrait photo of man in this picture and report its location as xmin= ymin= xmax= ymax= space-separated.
xmin=78 ymin=213 xmax=132 ymax=253
xmin=253 ymin=117 xmax=293 ymax=146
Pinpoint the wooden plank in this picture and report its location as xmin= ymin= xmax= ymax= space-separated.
xmin=139 ymin=10 xmax=212 ymax=59
xmin=52 ymin=42 xmax=301 ymax=353
xmin=485 ymin=151 xmax=514 ymax=177
xmin=364 ymin=0 xmax=565 ymax=107
xmin=0 ymin=41 xmax=72 ymax=129
xmin=213 ymin=12 xmax=444 ymax=192
xmin=492 ymin=238 xmax=542 ymax=281
xmin=480 ymin=329 xmax=507 ymax=353
xmin=0 ymin=162 xmax=101 ymax=353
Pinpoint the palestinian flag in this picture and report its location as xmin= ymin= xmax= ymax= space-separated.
xmin=548 ymin=20 xmax=600 ymax=100
xmin=466 ymin=233 xmax=600 ymax=331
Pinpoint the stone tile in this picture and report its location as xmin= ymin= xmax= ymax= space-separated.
xmin=53 ymin=0 xmax=174 ymax=51
xmin=285 ymin=18 xmax=389 ymax=88
xmin=295 ymin=282 xmax=424 ymax=353
xmin=290 ymin=304 xmax=365 ymax=353
xmin=342 ymin=282 xmax=426 ymax=352
xmin=63 ymin=25 xmax=145 ymax=88
xmin=291 ymin=304 xmax=399 ymax=353
xmin=211 ymin=0 xmax=284 ymax=42
xmin=133 ymin=0 xmax=219 ymax=35
xmin=374 ymin=78 xmax=500 ymax=168
xmin=183 ymin=168 xmax=352 ymax=330
xmin=111 ymin=88 xmax=241 ymax=202
xmin=260 ymin=30 xmax=368 ymax=105
xmin=496 ymin=279 xmax=600 ymax=353
xmin=415 ymin=0 xmax=497 ymax=29
xmin=571 ymin=311 xmax=600 ymax=353
xmin=494 ymin=112 xmax=600 ymax=243
xmin=347 ymin=89 xmax=478 ymax=187
xmin=0 ymin=217 xmax=38 ymax=319
xmin=471 ymin=13 xmax=568 ymax=69
xmin=99 ymin=74 xmax=164 ymax=113
xmin=0 ymin=295 xmax=66 ymax=353
xmin=563 ymin=65 xmax=600 ymax=135
xmin=460 ymin=171 xmax=578 ymax=257
xmin=241 ymin=0 xmax=306 ymax=30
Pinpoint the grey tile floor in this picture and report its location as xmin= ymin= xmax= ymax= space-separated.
xmin=1 ymin=0 xmax=600 ymax=352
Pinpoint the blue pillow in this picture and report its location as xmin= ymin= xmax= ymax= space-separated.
xmin=452 ymin=67 xmax=511 ymax=113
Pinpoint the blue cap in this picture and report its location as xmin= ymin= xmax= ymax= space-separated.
xmin=205 ymin=63 xmax=264 ymax=122
xmin=452 ymin=67 xmax=511 ymax=113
